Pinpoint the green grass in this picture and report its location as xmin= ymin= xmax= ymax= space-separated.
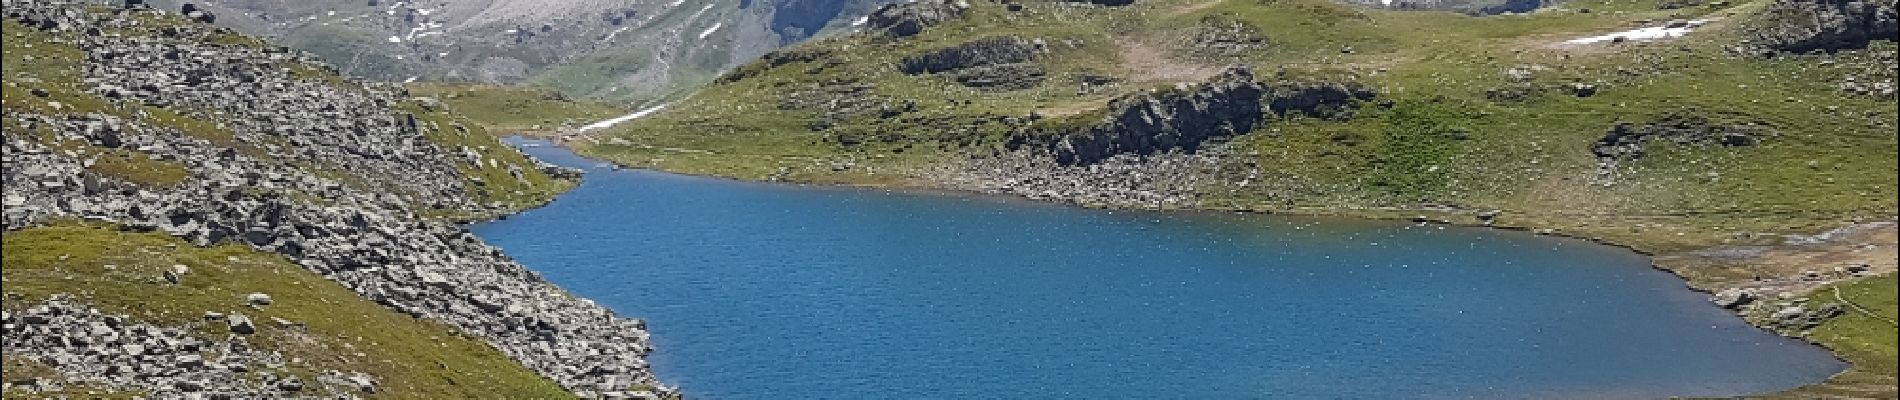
xmin=1 ymin=223 xmax=573 ymax=399
xmin=1773 ymin=274 xmax=1899 ymax=398
xmin=406 ymin=83 xmax=624 ymax=133
xmin=595 ymin=0 xmax=1895 ymax=251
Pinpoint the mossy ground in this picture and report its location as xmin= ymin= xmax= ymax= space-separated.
xmin=1 ymin=223 xmax=574 ymax=399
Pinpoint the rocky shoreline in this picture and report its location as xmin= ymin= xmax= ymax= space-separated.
xmin=2 ymin=2 xmax=670 ymax=398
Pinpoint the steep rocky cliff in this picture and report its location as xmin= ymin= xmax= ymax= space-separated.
xmin=2 ymin=2 xmax=669 ymax=398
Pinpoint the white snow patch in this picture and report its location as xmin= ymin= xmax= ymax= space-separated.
xmin=851 ymin=16 xmax=868 ymax=26
xmin=1564 ymin=19 xmax=1710 ymax=45
xmin=386 ymin=36 xmax=401 ymax=43
xmin=403 ymin=76 xmax=419 ymax=83
xmin=578 ymin=105 xmax=670 ymax=132
xmin=603 ymin=26 xmax=632 ymax=42
xmin=697 ymin=23 xmax=722 ymax=39
xmin=667 ymin=0 xmax=686 ymax=7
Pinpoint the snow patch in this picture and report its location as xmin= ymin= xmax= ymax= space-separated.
xmin=698 ymin=23 xmax=722 ymax=40
xmin=386 ymin=36 xmax=401 ymax=43
xmin=1564 ymin=19 xmax=1710 ymax=45
xmin=579 ymin=105 xmax=670 ymax=132
xmin=852 ymin=16 xmax=868 ymax=26
xmin=603 ymin=26 xmax=632 ymax=42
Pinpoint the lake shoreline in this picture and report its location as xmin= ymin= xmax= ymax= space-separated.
xmin=509 ymin=135 xmax=1893 ymax=397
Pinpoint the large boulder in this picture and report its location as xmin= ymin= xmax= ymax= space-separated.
xmin=1744 ymin=0 xmax=1899 ymax=53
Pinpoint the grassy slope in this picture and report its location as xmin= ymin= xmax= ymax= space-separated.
xmin=2 ymin=9 xmax=579 ymax=397
xmin=584 ymin=0 xmax=1898 ymax=394
xmin=595 ymin=0 xmax=1897 ymax=251
xmin=1779 ymin=274 xmax=1900 ymax=398
xmin=406 ymin=83 xmax=625 ymax=134
xmin=1 ymin=224 xmax=572 ymax=399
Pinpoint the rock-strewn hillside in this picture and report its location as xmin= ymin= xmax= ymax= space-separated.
xmin=133 ymin=0 xmax=893 ymax=104
xmin=2 ymin=1 xmax=670 ymax=398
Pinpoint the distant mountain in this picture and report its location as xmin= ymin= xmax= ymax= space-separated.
xmin=139 ymin=0 xmax=892 ymax=104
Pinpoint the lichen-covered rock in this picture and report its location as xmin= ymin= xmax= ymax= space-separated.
xmin=1744 ymin=0 xmax=1900 ymax=53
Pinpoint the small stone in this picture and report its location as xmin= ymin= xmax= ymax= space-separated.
xmin=228 ymin=313 xmax=256 ymax=334
xmin=175 ymin=354 xmax=206 ymax=368
xmin=246 ymin=293 xmax=273 ymax=306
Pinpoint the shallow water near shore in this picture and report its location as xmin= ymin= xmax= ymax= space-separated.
xmin=475 ymin=137 xmax=1842 ymax=399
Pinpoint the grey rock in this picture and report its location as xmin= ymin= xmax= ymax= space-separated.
xmin=227 ymin=313 xmax=256 ymax=334
xmin=1711 ymin=288 xmax=1755 ymax=309
xmin=1744 ymin=0 xmax=1899 ymax=53
xmin=245 ymin=292 xmax=272 ymax=306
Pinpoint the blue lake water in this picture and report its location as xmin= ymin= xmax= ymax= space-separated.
xmin=474 ymin=138 xmax=1843 ymax=399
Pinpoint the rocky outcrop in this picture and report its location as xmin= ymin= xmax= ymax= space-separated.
xmin=1744 ymin=0 xmax=1899 ymax=53
xmin=1025 ymin=66 xmax=1266 ymax=166
xmin=866 ymin=0 xmax=968 ymax=37
xmin=1591 ymin=112 xmax=1772 ymax=168
xmin=2 ymin=2 xmax=669 ymax=398
xmin=1266 ymin=81 xmax=1378 ymax=119
xmin=899 ymin=36 xmax=1042 ymax=74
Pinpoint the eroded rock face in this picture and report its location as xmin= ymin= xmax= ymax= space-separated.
xmin=899 ymin=36 xmax=1041 ymax=75
xmin=1745 ymin=0 xmax=1900 ymax=53
xmin=866 ymin=0 xmax=968 ymax=37
xmin=1032 ymin=66 xmax=1266 ymax=166
xmin=2 ymin=2 xmax=668 ymax=398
